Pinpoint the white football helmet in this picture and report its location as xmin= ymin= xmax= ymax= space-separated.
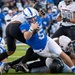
xmin=64 ymin=0 xmax=73 ymax=5
xmin=23 ymin=7 xmax=39 ymax=19
xmin=59 ymin=35 xmax=71 ymax=50
xmin=0 ymin=37 xmax=5 ymax=47
xmin=51 ymin=6 xmax=58 ymax=15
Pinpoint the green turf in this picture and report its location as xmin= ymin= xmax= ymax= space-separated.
xmin=3 ymin=44 xmax=75 ymax=75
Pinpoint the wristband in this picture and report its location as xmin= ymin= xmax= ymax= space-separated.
xmin=29 ymin=27 xmax=34 ymax=33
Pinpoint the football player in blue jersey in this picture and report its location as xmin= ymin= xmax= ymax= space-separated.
xmin=0 ymin=37 xmax=7 ymax=74
xmin=19 ymin=7 xmax=75 ymax=73
xmin=4 ymin=35 xmax=75 ymax=73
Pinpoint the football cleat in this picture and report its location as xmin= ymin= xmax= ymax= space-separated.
xmin=15 ymin=62 xmax=29 ymax=73
xmin=3 ymin=63 xmax=10 ymax=73
xmin=0 ymin=67 xmax=2 ymax=74
xmin=15 ymin=64 xmax=24 ymax=72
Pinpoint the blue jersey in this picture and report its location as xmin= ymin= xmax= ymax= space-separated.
xmin=46 ymin=0 xmax=54 ymax=4
xmin=0 ymin=46 xmax=6 ymax=54
xmin=0 ymin=13 xmax=4 ymax=28
xmin=51 ymin=11 xmax=59 ymax=20
xmin=20 ymin=16 xmax=47 ymax=50
xmin=41 ymin=16 xmax=50 ymax=29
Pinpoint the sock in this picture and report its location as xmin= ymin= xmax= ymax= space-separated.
xmin=0 ymin=52 xmax=8 ymax=61
xmin=29 ymin=53 xmax=44 ymax=61
xmin=22 ymin=47 xmax=34 ymax=64
xmin=8 ymin=56 xmax=24 ymax=67
xmin=71 ymin=66 xmax=75 ymax=73
xmin=28 ymin=58 xmax=46 ymax=70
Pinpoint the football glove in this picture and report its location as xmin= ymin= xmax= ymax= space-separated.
xmin=63 ymin=18 xmax=70 ymax=22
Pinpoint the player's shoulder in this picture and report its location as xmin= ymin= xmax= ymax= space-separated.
xmin=69 ymin=2 xmax=75 ymax=11
xmin=71 ymin=2 xmax=75 ymax=7
xmin=20 ymin=22 xmax=30 ymax=28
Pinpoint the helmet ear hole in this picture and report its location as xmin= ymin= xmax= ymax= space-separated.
xmin=49 ymin=58 xmax=64 ymax=73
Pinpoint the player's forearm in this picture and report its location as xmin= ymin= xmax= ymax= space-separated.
xmin=56 ymin=14 xmax=62 ymax=22
xmin=23 ymin=31 xmax=33 ymax=40
xmin=70 ymin=19 xmax=75 ymax=23
xmin=23 ymin=26 xmax=34 ymax=40
xmin=70 ymin=53 xmax=75 ymax=59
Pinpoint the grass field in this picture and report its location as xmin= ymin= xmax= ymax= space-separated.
xmin=2 ymin=44 xmax=74 ymax=75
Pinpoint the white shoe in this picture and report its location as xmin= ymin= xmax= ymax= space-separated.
xmin=0 ymin=67 xmax=3 ymax=74
xmin=0 ymin=62 xmax=5 ymax=74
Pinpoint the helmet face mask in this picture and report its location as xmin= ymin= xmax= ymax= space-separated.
xmin=67 ymin=40 xmax=75 ymax=53
xmin=64 ymin=0 xmax=73 ymax=5
xmin=26 ymin=16 xmax=37 ymax=24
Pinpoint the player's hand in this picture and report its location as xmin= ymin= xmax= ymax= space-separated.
xmin=52 ymin=20 xmax=57 ymax=23
xmin=31 ymin=22 xmax=39 ymax=30
xmin=62 ymin=18 xmax=70 ymax=22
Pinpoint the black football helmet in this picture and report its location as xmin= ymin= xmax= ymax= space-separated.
xmin=49 ymin=58 xmax=64 ymax=73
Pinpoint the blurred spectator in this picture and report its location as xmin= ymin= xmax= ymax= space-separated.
xmin=5 ymin=2 xmax=10 ymax=7
xmin=0 ymin=0 xmax=2 ymax=8
xmin=41 ymin=12 xmax=51 ymax=35
xmin=5 ymin=9 xmax=13 ymax=25
xmin=12 ymin=6 xmax=18 ymax=16
xmin=9 ymin=1 xmax=16 ymax=9
xmin=46 ymin=3 xmax=52 ymax=18
xmin=2 ymin=0 xmax=8 ymax=3
xmin=18 ymin=7 xmax=23 ymax=13
xmin=3 ymin=9 xmax=13 ymax=40
xmin=28 ymin=0 xmax=34 ymax=7
xmin=23 ymin=0 xmax=31 ymax=8
xmin=40 ymin=0 xmax=47 ymax=9
xmin=45 ymin=4 xmax=55 ymax=36
xmin=2 ymin=7 xmax=9 ymax=16
xmin=0 ymin=9 xmax=5 ymax=37
xmin=50 ymin=6 xmax=60 ymax=35
xmin=33 ymin=0 xmax=42 ymax=11
xmin=53 ymin=0 xmax=62 ymax=6
xmin=46 ymin=0 xmax=54 ymax=5
xmin=16 ymin=0 xmax=23 ymax=9
xmin=2 ymin=2 xmax=10 ymax=8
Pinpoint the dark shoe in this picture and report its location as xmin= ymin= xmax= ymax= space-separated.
xmin=15 ymin=64 xmax=24 ymax=72
xmin=15 ymin=62 xmax=29 ymax=73
xmin=4 ymin=63 xmax=10 ymax=73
